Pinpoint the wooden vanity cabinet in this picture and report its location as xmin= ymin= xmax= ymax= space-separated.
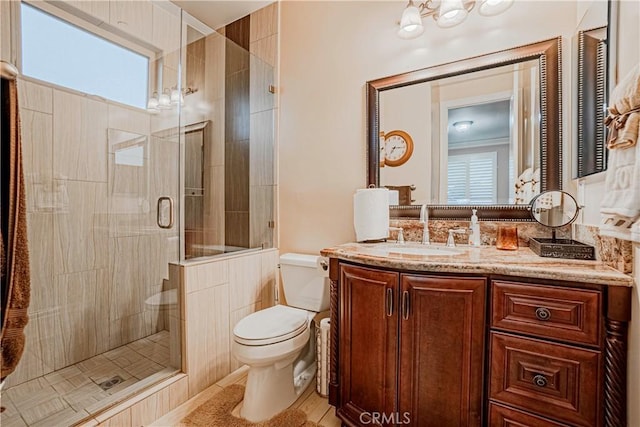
xmin=334 ymin=263 xmax=486 ymax=427
xmin=328 ymin=259 xmax=631 ymax=427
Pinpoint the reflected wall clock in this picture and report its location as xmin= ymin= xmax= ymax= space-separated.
xmin=383 ymin=130 xmax=414 ymax=167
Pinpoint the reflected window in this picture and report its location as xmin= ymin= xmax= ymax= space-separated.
xmin=447 ymin=152 xmax=497 ymax=204
xmin=21 ymin=3 xmax=149 ymax=108
xmin=115 ymin=145 xmax=145 ymax=167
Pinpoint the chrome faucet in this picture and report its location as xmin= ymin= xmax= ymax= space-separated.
xmin=446 ymin=228 xmax=467 ymax=247
xmin=420 ymin=204 xmax=430 ymax=245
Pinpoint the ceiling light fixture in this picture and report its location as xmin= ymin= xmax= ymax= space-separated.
xmin=397 ymin=0 xmax=513 ymax=39
xmin=453 ymin=120 xmax=474 ymax=132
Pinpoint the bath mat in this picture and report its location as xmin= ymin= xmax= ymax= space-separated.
xmin=178 ymin=384 xmax=319 ymax=427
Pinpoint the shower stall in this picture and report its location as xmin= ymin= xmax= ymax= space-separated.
xmin=1 ymin=1 xmax=275 ymax=426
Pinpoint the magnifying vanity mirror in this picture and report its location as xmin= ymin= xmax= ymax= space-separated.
xmin=530 ymin=190 xmax=579 ymax=230
xmin=368 ymin=38 xmax=561 ymax=220
xmin=528 ymin=190 xmax=595 ymax=259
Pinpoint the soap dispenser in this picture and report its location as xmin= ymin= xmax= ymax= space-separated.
xmin=469 ymin=209 xmax=481 ymax=247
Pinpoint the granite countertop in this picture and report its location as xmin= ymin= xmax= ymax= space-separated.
xmin=320 ymin=243 xmax=634 ymax=287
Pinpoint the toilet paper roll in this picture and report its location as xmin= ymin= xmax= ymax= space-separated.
xmin=354 ymin=188 xmax=390 ymax=242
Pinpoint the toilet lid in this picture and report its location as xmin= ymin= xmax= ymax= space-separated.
xmin=234 ymin=305 xmax=309 ymax=346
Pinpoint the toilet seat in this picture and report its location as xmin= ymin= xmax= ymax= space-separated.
xmin=234 ymin=305 xmax=309 ymax=346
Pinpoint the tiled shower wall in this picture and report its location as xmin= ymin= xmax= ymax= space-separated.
xmin=225 ymin=15 xmax=251 ymax=248
xmin=10 ymin=78 xmax=180 ymax=389
xmin=182 ymin=3 xmax=278 ymax=253
xmin=8 ymin=0 xmax=183 ymax=388
xmin=175 ymin=248 xmax=278 ymax=398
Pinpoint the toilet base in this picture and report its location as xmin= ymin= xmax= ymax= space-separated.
xmin=239 ymin=354 xmax=317 ymax=422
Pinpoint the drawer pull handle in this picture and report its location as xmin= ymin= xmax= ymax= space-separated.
xmin=535 ymin=307 xmax=551 ymax=321
xmin=532 ymin=375 xmax=548 ymax=388
xmin=386 ymin=288 xmax=393 ymax=317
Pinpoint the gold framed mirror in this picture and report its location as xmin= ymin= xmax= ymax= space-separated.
xmin=366 ymin=37 xmax=562 ymax=220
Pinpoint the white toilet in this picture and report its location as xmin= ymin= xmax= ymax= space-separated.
xmin=232 ymin=253 xmax=330 ymax=422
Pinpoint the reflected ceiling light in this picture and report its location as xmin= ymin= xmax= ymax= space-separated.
xmin=158 ymin=88 xmax=172 ymax=109
xmin=170 ymin=86 xmax=184 ymax=105
xmin=397 ymin=0 xmax=513 ymax=38
xmin=453 ymin=120 xmax=474 ymax=132
xmin=147 ymin=87 xmax=199 ymax=112
xmin=147 ymin=91 xmax=159 ymax=110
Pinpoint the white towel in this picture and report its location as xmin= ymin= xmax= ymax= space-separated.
xmin=600 ymin=142 xmax=640 ymax=240
xmin=532 ymin=168 xmax=540 ymax=184
xmin=519 ymin=167 xmax=533 ymax=182
xmin=600 ymin=65 xmax=640 ymax=240
xmin=521 ymin=182 xmax=534 ymax=204
xmin=532 ymin=181 xmax=541 ymax=197
xmin=605 ymin=64 xmax=640 ymax=149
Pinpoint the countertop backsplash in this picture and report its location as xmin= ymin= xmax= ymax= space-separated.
xmin=387 ymin=220 xmax=632 ymax=275
xmin=573 ymin=223 xmax=633 ymax=274
xmin=388 ymin=219 xmax=571 ymax=248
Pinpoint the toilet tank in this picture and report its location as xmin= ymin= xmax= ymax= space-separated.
xmin=279 ymin=253 xmax=330 ymax=312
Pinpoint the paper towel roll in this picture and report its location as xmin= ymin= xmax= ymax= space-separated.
xmin=354 ymin=188 xmax=390 ymax=242
xmin=388 ymin=190 xmax=399 ymax=206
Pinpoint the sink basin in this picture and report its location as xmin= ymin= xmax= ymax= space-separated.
xmin=370 ymin=244 xmax=464 ymax=257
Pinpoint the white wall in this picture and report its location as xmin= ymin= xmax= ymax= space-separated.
xmin=279 ymin=0 xmax=577 ymax=254
xmin=380 ymin=82 xmax=431 ymax=204
xmin=576 ymin=1 xmax=640 ymax=424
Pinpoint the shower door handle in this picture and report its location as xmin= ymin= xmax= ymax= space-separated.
xmin=157 ymin=197 xmax=174 ymax=229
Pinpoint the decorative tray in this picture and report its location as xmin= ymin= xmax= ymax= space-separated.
xmin=529 ymin=237 xmax=595 ymax=260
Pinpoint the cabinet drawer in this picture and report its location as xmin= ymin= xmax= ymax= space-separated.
xmin=489 ymin=402 xmax=569 ymax=426
xmin=492 ymin=281 xmax=601 ymax=346
xmin=490 ymin=332 xmax=600 ymax=427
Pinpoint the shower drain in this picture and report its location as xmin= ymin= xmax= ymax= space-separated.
xmin=98 ymin=375 xmax=124 ymax=391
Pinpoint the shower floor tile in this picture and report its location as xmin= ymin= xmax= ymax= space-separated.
xmin=1 ymin=331 xmax=171 ymax=427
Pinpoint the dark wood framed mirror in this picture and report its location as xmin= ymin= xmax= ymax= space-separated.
xmin=576 ymin=26 xmax=607 ymax=177
xmin=366 ymin=37 xmax=562 ymax=220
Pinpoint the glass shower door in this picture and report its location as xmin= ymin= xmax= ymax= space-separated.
xmin=1 ymin=3 xmax=183 ymax=426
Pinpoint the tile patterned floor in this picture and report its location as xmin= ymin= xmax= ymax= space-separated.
xmin=151 ymin=366 xmax=341 ymax=427
xmin=1 ymin=331 xmax=172 ymax=427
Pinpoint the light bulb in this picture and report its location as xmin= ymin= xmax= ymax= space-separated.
xmin=147 ymin=92 xmax=159 ymax=110
xmin=397 ymin=1 xmax=424 ymax=39
xmin=436 ymin=0 xmax=468 ymax=28
xmin=158 ymin=89 xmax=171 ymax=109
xmin=478 ymin=0 xmax=513 ymax=16
xmin=170 ymin=87 xmax=181 ymax=105
xmin=453 ymin=120 xmax=474 ymax=132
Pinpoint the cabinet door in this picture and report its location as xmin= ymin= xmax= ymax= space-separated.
xmin=339 ymin=264 xmax=398 ymax=426
xmin=398 ymin=275 xmax=486 ymax=427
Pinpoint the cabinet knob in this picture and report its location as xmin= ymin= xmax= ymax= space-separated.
xmin=532 ymin=374 xmax=548 ymax=388
xmin=535 ymin=307 xmax=551 ymax=321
